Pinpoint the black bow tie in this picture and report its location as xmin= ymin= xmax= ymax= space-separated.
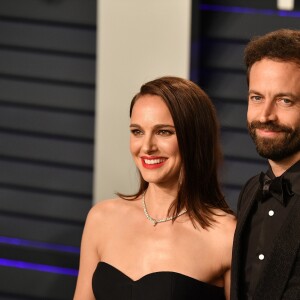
xmin=259 ymin=172 xmax=294 ymax=205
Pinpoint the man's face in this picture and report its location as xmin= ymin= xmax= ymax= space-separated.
xmin=247 ymin=58 xmax=300 ymax=162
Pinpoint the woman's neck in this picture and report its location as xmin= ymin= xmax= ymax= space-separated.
xmin=143 ymin=184 xmax=178 ymax=218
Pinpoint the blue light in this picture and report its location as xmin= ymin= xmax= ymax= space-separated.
xmin=0 ymin=258 xmax=78 ymax=276
xmin=0 ymin=236 xmax=80 ymax=254
xmin=200 ymin=4 xmax=300 ymax=18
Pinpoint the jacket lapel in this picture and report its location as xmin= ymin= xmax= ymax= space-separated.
xmin=231 ymin=176 xmax=260 ymax=300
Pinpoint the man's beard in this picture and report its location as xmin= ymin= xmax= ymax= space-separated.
xmin=248 ymin=121 xmax=300 ymax=161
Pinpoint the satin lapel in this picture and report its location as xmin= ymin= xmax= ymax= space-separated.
xmin=254 ymin=195 xmax=300 ymax=300
xmin=231 ymin=177 xmax=260 ymax=300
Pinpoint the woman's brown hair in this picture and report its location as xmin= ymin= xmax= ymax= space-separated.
xmin=118 ymin=76 xmax=233 ymax=228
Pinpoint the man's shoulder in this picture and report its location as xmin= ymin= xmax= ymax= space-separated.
xmin=236 ymin=173 xmax=261 ymax=212
xmin=243 ymin=173 xmax=261 ymax=191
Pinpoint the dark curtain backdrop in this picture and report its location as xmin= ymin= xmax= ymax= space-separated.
xmin=0 ymin=1 xmax=96 ymax=299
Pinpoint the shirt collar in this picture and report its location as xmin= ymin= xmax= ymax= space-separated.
xmin=267 ymin=160 xmax=300 ymax=196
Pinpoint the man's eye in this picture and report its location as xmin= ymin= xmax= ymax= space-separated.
xmin=250 ymin=95 xmax=261 ymax=101
xmin=280 ymin=98 xmax=292 ymax=105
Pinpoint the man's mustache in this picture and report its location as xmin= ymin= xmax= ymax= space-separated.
xmin=248 ymin=121 xmax=292 ymax=133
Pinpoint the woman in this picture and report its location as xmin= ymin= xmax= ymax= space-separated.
xmin=74 ymin=76 xmax=236 ymax=300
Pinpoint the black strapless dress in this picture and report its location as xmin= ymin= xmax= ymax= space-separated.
xmin=92 ymin=262 xmax=225 ymax=300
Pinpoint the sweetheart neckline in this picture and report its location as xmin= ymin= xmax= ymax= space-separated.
xmin=97 ymin=261 xmax=223 ymax=289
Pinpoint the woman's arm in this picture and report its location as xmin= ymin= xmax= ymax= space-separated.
xmin=224 ymin=267 xmax=231 ymax=300
xmin=73 ymin=206 xmax=102 ymax=300
xmin=222 ymin=214 xmax=236 ymax=300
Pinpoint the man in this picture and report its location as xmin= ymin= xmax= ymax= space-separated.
xmin=231 ymin=29 xmax=300 ymax=300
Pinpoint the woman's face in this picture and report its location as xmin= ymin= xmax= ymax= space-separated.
xmin=130 ymin=94 xmax=181 ymax=188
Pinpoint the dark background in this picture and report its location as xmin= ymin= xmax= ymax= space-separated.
xmin=0 ymin=0 xmax=299 ymax=299
xmin=0 ymin=0 xmax=96 ymax=299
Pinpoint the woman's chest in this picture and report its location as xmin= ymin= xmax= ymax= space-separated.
xmin=99 ymin=223 xmax=222 ymax=283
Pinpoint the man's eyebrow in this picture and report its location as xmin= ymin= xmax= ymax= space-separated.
xmin=274 ymin=92 xmax=298 ymax=99
xmin=248 ymin=90 xmax=298 ymax=99
xmin=248 ymin=89 xmax=262 ymax=95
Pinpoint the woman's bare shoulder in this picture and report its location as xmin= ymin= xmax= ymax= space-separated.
xmin=88 ymin=198 xmax=122 ymax=217
xmin=87 ymin=197 xmax=140 ymax=224
xmin=211 ymin=209 xmax=236 ymax=237
xmin=92 ymin=197 xmax=123 ymax=211
xmin=212 ymin=212 xmax=236 ymax=263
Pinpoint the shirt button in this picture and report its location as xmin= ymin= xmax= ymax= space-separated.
xmin=268 ymin=210 xmax=275 ymax=216
xmin=258 ymin=254 xmax=265 ymax=260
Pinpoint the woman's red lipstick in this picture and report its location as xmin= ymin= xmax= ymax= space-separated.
xmin=141 ymin=156 xmax=167 ymax=169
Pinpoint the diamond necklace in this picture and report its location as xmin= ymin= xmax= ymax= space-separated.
xmin=142 ymin=193 xmax=187 ymax=226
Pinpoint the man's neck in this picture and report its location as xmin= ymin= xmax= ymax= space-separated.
xmin=269 ymin=153 xmax=300 ymax=177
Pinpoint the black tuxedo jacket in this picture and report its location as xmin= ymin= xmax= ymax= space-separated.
xmin=231 ymin=174 xmax=300 ymax=300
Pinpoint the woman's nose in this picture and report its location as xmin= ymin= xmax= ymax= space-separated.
xmin=142 ymin=135 xmax=157 ymax=154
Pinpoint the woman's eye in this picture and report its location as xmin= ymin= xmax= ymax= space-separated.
xmin=157 ymin=130 xmax=174 ymax=136
xmin=131 ymin=129 xmax=143 ymax=136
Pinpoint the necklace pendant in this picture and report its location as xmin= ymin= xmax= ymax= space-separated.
xmin=142 ymin=193 xmax=187 ymax=226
